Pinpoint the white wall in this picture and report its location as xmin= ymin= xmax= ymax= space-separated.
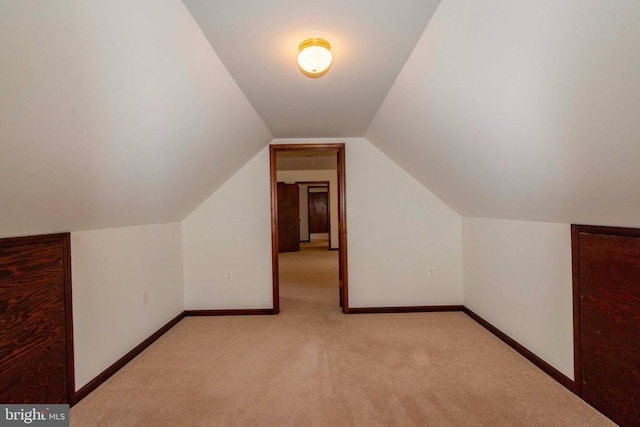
xmin=462 ymin=217 xmax=574 ymax=379
xmin=343 ymin=139 xmax=463 ymax=307
xmin=276 ymin=138 xmax=463 ymax=308
xmin=367 ymin=0 xmax=640 ymax=226
xmin=71 ymin=222 xmax=184 ymax=389
xmin=277 ymin=171 xmax=338 ymax=249
xmin=182 ymin=137 xmax=463 ymax=310
xmin=0 ymin=0 xmax=271 ymax=237
xmin=182 ymin=149 xmax=273 ymax=310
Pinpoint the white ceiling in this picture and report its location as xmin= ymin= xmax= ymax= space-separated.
xmin=0 ymin=0 xmax=271 ymax=237
xmin=2 ymin=0 xmax=640 ymax=237
xmin=367 ymin=0 xmax=640 ymax=227
xmin=182 ymin=0 xmax=442 ymax=138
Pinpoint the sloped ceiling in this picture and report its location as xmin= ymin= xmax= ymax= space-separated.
xmin=2 ymin=0 xmax=640 ymax=238
xmin=182 ymin=0 xmax=442 ymax=138
xmin=367 ymin=0 xmax=640 ymax=226
xmin=0 ymin=0 xmax=271 ymax=237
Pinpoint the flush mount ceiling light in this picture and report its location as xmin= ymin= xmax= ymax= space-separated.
xmin=297 ymin=38 xmax=332 ymax=78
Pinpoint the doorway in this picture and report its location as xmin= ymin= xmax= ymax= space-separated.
xmin=571 ymin=224 xmax=640 ymax=425
xmin=270 ymin=143 xmax=349 ymax=314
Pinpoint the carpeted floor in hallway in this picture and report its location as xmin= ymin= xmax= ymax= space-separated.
xmin=70 ymin=235 xmax=612 ymax=426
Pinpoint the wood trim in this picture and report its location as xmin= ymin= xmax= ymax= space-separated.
xmin=571 ymin=225 xmax=583 ymax=395
xmin=62 ymin=234 xmax=76 ymax=405
xmin=336 ymin=145 xmax=349 ymax=313
xmin=349 ymin=305 xmax=463 ymax=314
xmin=269 ymin=148 xmax=280 ymax=314
xmin=0 ymin=233 xmax=75 ymax=405
xmin=184 ymin=309 xmax=275 ymax=316
xmin=74 ymin=312 xmax=185 ymax=404
xmin=0 ymin=232 xmax=70 ymax=248
xmin=270 ymin=143 xmax=349 ymax=313
xmin=273 ymin=143 xmax=345 ymax=152
xmin=462 ymin=307 xmax=575 ymax=392
xmin=571 ymin=224 xmax=640 ymax=238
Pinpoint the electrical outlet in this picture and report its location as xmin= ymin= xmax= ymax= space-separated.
xmin=428 ymin=268 xmax=436 ymax=277
xmin=225 ymin=271 xmax=233 ymax=281
xmin=142 ymin=290 xmax=148 ymax=305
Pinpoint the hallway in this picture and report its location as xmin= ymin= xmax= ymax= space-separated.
xmin=278 ymin=233 xmax=340 ymax=316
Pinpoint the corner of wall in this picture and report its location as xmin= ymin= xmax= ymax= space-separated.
xmin=182 ymin=147 xmax=273 ymax=310
xmin=345 ymin=138 xmax=463 ymax=307
xmin=461 ymin=217 xmax=574 ymax=379
xmin=71 ymin=222 xmax=185 ymax=389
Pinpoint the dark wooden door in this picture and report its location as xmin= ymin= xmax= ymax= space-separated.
xmin=0 ymin=233 xmax=74 ymax=404
xmin=308 ymin=192 xmax=329 ymax=233
xmin=573 ymin=226 xmax=640 ymax=426
xmin=277 ymin=182 xmax=300 ymax=253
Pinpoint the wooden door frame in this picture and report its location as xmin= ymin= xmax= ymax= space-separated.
xmin=571 ymin=223 xmax=640 ymax=397
xmin=0 ymin=232 xmax=75 ymax=405
xmin=270 ymin=143 xmax=349 ymax=314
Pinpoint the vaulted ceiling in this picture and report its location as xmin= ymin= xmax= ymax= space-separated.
xmin=182 ymin=0 xmax=441 ymax=137
xmin=0 ymin=0 xmax=272 ymax=236
xmin=1 ymin=0 xmax=640 ymax=237
xmin=367 ymin=0 xmax=640 ymax=227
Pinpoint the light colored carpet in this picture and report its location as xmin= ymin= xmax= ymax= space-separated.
xmin=70 ymin=240 xmax=612 ymax=426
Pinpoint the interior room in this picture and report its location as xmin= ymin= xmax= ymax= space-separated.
xmin=1 ymin=0 xmax=639 ymax=425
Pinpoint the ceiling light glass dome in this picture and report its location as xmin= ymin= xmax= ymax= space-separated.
xmin=297 ymin=38 xmax=332 ymax=78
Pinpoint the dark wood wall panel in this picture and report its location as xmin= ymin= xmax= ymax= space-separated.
xmin=573 ymin=225 xmax=640 ymax=426
xmin=277 ymin=182 xmax=300 ymax=253
xmin=2 ymin=337 xmax=68 ymax=403
xmin=308 ymin=192 xmax=329 ymax=233
xmin=0 ymin=234 xmax=73 ymax=404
